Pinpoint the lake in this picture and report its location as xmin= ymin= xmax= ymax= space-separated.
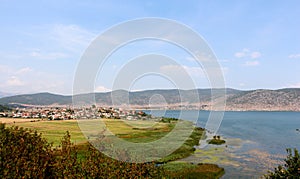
xmin=144 ymin=110 xmax=300 ymax=178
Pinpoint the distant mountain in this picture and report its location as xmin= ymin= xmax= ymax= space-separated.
xmin=0 ymin=88 xmax=299 ymax=111
xmin=0 ymin=92 xmax=72 ymax=106
xmin=225 ymin=88 xmax=300 ymax=111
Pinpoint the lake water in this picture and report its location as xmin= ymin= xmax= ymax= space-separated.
xmin=144 ymin=110 xmax=300 ymax=178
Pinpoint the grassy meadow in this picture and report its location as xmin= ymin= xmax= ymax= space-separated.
xmin=4 ymin=118 xmax=175 ymax=146
xmin=2 ymin=118 xmax=225 ymax=178
xmin=4 ymin=118 xmax=199 ymax=161
xmin=5 ymin=119 xmax=86 ymax=146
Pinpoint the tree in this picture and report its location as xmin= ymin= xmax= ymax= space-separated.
xmin=0 ymin=124 xmax=55 ymax=178
xmin=265 ymin=148 xmax=300 ymax=178
xmin=0 ymin=105 xmax=11 ymax=112
xmin=0 ymin=124 xmax=164 ymax=178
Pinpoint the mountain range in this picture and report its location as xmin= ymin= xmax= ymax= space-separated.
xmin=0 ymin=88 xmax=299 ymax=111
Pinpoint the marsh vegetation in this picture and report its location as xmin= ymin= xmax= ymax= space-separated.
xmin=1 ymin=118 xmax=225 ymax=178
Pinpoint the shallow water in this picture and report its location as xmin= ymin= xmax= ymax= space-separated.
xmin=145 ymin=110 xmax=300 ymax=178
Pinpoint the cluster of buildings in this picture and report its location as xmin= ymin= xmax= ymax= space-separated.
xmin=75 ymin=107 xmax=151 ymax=120
xmin=0 ymin=106 xmax=152 ymax=121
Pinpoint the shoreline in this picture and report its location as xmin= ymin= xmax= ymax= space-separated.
xmin=140 ymin=108 xmax=300 ymax=112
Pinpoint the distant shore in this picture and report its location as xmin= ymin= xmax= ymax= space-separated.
xmin=138 ymin=108 xmax=300 ymax=112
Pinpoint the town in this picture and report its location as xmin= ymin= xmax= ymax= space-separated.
xmin=0 ymin=105 xmax=153 ymax=121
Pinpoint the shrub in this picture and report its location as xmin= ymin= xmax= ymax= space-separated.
xmin=0 ymin=123 xmax=164 ymax=178
xmin=0 ymin=123 xmax=224 ymax=178
xmin=0 ymin=123 xmax=55 ymax=178
xmin=208 ymin=139 xmax=226 ymax=145
xmin=0 ymin=105 xmax=11 ymax=112
xmin=207 ymin=135 xmax=226 ymax=145
xmin=164 ymin=162 xmax=225 ymax=178
xmin=265 ymin=148 xmax=300 ymax=178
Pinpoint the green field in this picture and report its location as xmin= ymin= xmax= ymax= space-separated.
xmin=163 ymin=161 xmax=225 ymax=178
xmin=6 ymin=119 xmax=199 ymax=161
xmin=4 ymin=118 xmax=225 ymax=178
xmin=6 ymin=119 xmax=175 ymax=146
xmin=6 ymin=120 xmax=86 ymax=146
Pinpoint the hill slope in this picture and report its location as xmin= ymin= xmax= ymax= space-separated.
xmin=0 ymin=92 xmax=72 ymax=106
xmin=0 ymin=88 xmax=299 ymax=111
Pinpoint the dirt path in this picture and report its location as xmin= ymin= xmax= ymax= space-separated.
xmin=0 ymin=118 xmax=44 ymax=124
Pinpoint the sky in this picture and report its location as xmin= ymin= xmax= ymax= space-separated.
xmin=0 ymin=0 xmax=300 ymax=95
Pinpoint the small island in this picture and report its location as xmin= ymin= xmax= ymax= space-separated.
xmin=207 ymin=135 xmax=226 ymax=145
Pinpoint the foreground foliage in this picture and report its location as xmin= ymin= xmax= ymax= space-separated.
xmin=0 ymin=123 xmax=163 ymax=178
xmin=207 ymin=135 xmax=226 ymax=145
xmin=0 ymin=124 xmax=54 ymax=177
xmin=163 ymin=162 xmax=225 ymax=179
xmin=0 ymin=123 xmax=224 ymax=178
xmin=265 ymin=148 xmax=300 ymax=178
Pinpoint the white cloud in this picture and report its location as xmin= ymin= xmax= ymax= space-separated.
xmin=160 ymin=65 xmax=184 ymax=72
xmin=184 ymin=66 xmax=205 ymax=77
xmin=29 ymin=50 xmax=69 ymax=60
xmin=0 ymin=66 xmax=33 ymax=76
xmin=0 ymin=65 xmax=11 ymax=73
xmin=235 ymin=48 xmax=261 ymax=59
xmin=288 ymin=82 xmax=300 ymax=88
xmin=0 ymin=66 xmax=71 ymax=94
xmin=95 ymin=86 xmax=111 ymax=92
xmin=0 ymin=24 xmax=94 ymax=63
xmin=244 ymin=60 xmax=260 ymax=66
xmin=16 ymin=67 xmax=33 ymax=75
xmin=250 ymin=51 xmax=261 ymax=59
xmin=6 ymin=76 xmax=24 ymax=86
xmin=288 ymin=54 xmax=300 ymax=59
xmin=160 ymin=64 xmax=228 ymax=78
xmin=160 ymin=65 xmax=205 ymax=77
xmin=0 ymin=51 xmax=22 ymax=60
xmin=0 ymin=24 xmax=97 ymax=94
xmin=22 ymin=24 xmax=97 ymax=58
xmin=0 ymin=50 xmax=69 ymax=61
xmin=49 ymin=24 xmax=97 ymax=53
xmin=235 ymin=48 xmax=261 ymax=67
xmin=234 ymin=48 xmax=249 ymax=58
xmin=218 ymin=59 xmax=230 ymax=62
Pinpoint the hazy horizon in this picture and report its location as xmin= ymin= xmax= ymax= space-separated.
xmin=1 ymin=87 xmax=300 ymax=97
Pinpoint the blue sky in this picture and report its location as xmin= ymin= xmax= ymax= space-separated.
xmin=0 ymin=0 xmax=300 ymax=94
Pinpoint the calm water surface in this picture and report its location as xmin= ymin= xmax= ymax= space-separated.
xmin=145 ymin=110 xmax=300 ymax=178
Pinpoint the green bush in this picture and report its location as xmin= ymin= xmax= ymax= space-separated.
xmin=160 ymin=117 xmax=178 ymax=123
xmin=82 ymin=146 xmax=162 ymax=178
xmin=0 ymin=105 xmax=11 ymax=112
xmin=0 ymin=123 xmax=164 ymax=178
xmin=0 ymin=123 xmax=55 ymax=178
xmin=164 ymin=162 xmax=225 ymax=179
xmin=0 ymin=123 xmax=224 ymax=178
xmin=265 ymin=148 xmax=300 ymax=178
xmin=207 ymin=139 xmax=226 ymax=145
